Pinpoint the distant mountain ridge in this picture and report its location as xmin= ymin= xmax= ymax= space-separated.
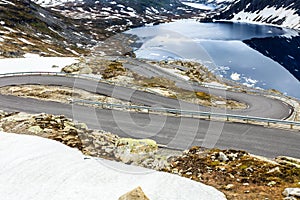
xmin=0 ymin=0 xmax=200 ymax=57
xmin=33 ymin=0 xmax=200 ymax=34
xmin=212 ymin=0 xmax=300 ymax=30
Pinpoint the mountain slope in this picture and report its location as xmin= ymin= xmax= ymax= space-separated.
xmin=33 ymin=0 xmax=201 ymax=35
xmin=0 ymin=0 xmax=94 ymax=57
xmin=212 ymin=0 xmax=300 ymax=30
xmin=0 ymin=0 xmax=202 ymax=57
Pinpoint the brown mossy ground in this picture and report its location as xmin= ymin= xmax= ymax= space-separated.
xmin=102 ymin=61 xmax=126 ymax=79
xmin=162 ymin=146 xmax=300 ymax=200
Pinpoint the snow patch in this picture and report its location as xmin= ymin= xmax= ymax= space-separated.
xmin=182 ymin=2 xmax=214 ymax=10
xmin=0 ymin=132 xmax=226 ymax=200
xmin=230 ymin=72 xmax=240 ymax=81
xmin=18 ymin=38 xmax=35 ymax=46
xmin=0 ymin=55 xmax=78 ymax=74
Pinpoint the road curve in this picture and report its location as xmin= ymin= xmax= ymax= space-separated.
xmin=0 ymin=94 xmax=299 ymax=159
xmin=124 ymin=58 xmax=292 ymax=119
xmin=0 ymin=74 xmax=298 ymax=158
xmin=0 ymin=75 xmax=292 ymax=119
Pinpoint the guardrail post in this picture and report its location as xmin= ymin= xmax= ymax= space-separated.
xmin=267 ymin=122 xmax=270 ymax=126
xmin=208 ymin=115 xmax=210 ymax=120
xmin=290 ymin=124 xmax=293 ymax=129
xmin=226 ymin=116 xmax=229 ymax=121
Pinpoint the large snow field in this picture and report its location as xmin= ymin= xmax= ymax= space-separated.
xmin=0 ymin=132 xmax=226 ymax=200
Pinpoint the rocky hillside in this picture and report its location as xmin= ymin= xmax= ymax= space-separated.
xmin=0 ymin=0 xmax=201 ymax=58
xmin=0 ymin=0 xmax=93 ymax=57
xmin=212 ymin=0 xmax=300 ymax=30
xmin=33 ymin=0 xmax=201 ymax=36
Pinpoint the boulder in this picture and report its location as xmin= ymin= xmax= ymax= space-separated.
xmin=4 ymin=112 xmax=31 ymax=122
xmin=61 ymin=63 xmax=80 ymax=73
xmin=28 ymin=126 xmax=43 ymax=133
xmin=283 ymin=188 xmax=300 ymax=198
xmin=119 ymin=186 xmax=150 ymax=200
xmin=114 ymin=138 xmax=160 ymax=166
xmin=79 ymin=67 xmax=92 ymax=74
xmin=218 ymin=152 xmax=229 ymax=162
xmin=224 ymin=184 xmax=234 ymax=190
xmin=116 ymin=138 xmax=157 ymax=154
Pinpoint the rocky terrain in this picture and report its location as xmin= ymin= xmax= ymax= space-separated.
xmin=61 ymin=57 xmax=247 ymax=109
xmin=163 ymin=146 xmax=300 ymax=200
xmin=0 ymin=111 xmax=175 ymax=170
xmin=33 ymin=0 xmax=201 ymax=35
xmin=0 ymin=0 xmax=92 ymax=57
xmin=0 ymin=110 xmax=299 ymax=199
xmin=0 ymin=0 xmax=204 ymax=58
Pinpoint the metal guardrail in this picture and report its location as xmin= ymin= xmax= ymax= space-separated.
xmin=0 ymin=72 xmax=106 ymax=83
xmin=0 ymin=71 xmax=163 ymax=95
xmin=73 ymin=99 xmax=300 ymax=129
xmin=0 ymin=71 xmax=299 ymax=129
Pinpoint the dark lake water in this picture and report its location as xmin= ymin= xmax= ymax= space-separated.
xmin=126 ymin=19 xmax=300 ymax=98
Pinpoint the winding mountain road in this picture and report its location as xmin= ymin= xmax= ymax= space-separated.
xmin=0 ymin=75 xmax=291 ymax=118
xmin=0 ymin=74 xmax=299 ymax=158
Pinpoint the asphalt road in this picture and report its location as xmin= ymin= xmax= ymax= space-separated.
xmin=123 ymin=59 xmax=292 ymax=119
xmin=0 ymin=94 xmax=299 ymax=158
xmin=0 ymin=75 xmax=298 ymax=158
xmin=0 ymin=75 xmax=292 ymax=119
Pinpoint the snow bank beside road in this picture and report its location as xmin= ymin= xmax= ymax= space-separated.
xmin=0 ymin=54 xmax=78 ymax=74
xmin=0 ymin=132 xmax=226 ymax=200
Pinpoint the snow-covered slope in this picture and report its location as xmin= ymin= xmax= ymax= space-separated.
xmin=213 ymin=0 xmax=300 ymax=30
xmin=0 ymin=132 xmax=227 ymax=200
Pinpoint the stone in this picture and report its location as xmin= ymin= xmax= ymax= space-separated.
xmin=116 ymin=138 xmax=158 ymax=154
xmin=62 ymin=63 xmax=80 ymax=73
xmin=283 ymin=188 xmax=300 ymax=197
xmin=284 ymin=197 xmax=297 ymax=200
xmin=119 ymin=186 xmax=150 ymax=200
xmin=75 ymin=122 xmax=88 ymax=130
xmin=267 ymin=181 xmax=276 ymax=186
xmin=79 ymin=67 xmax=92 ymax=74
xmin=225 ymin=184 xmax=234 ymax=190
xmin=4 ymin=112 xmax=31 ymax=122
xmin=63 ymin=125 xmax=77 ymax=132
xmin=218 ymin=152 xmax=229 ymax=162
xmin=267 ymin=167 xmax=281 ymax=174
xmin=28 ymin=126 xmax=43 ymax=133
